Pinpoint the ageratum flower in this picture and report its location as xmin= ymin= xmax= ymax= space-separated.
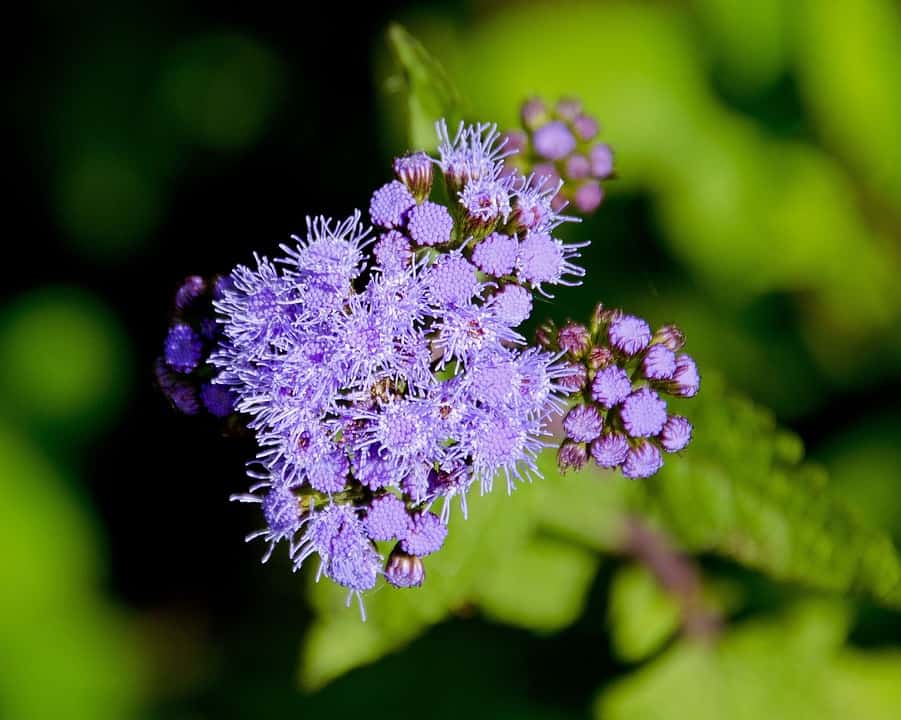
xmin=157 ymin=105 xmax=700 ymax=616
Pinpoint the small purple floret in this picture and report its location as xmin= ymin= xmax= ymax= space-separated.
xmin=660 ymin=415 xmax=693 ymax=453
xmin=609 ymin=315 xmax=652 ymax=356
xmin=165 ymin=323 xmax=203 ymax=373
xmin=621 ymin=388 xmax=668 ymax=438
xmin=370 ymin=180 xmax=415 ymax=228
xmin=622 ymin=442 xmax=663 ymax=479
xmin=533 ymin=121 xmax=577 ymax=160
xmin=401 ymin=511 xmax=448 ymax=557
xmin=407 ymin=201 xmax=454 ymax=246
xmin=591 ymin=365 xmax=632 ymax=408
xmin=563 ymin=404 xmax=604 ymax=443
xmin=591 ymin=433 xmax=629 ymax=468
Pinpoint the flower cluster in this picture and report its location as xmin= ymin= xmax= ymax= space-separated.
xmin=211 ymin=120 xmax=589 ymax=610
xmin=155 ymin=275 xmax=236 ymax=418
xmin=158 ymin=103 xmax=699 ymax=615
xmin=502 ymin=97 xmax=614 ymax=215
xmin=541 ymin=307 xmax=700 ymax=478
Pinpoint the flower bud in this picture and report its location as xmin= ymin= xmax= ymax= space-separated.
xmin=557 ymin=321 xmax=591 ymax=358
xmin=652 ymin=324 xmax=686 ymax=352
xmin=393 ymin=152 xmax=434 ymax=202
xmin=521 ymin=97 xmax=549 ymax=131
xmin=557 ymin=441 xmax=589 ymax=473
xmin=385 ymin=545 xmax=425 ymax=588
xmin=555 ymin=97 xmax=582 ymax=121
xmin=587 ymin=345 xmax=614 ymax=370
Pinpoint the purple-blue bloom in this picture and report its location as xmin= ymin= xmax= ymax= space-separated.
xmin=407 ymin=201 xmax=454 ymax=246
xmin=370 ymin=180 xmax=416 ymax=228
xmin=164 ymin=323 xmax=203 ymax=373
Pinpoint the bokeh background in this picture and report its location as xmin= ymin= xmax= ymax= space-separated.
xmin=5 ymin=1 xmax=901 ymax=718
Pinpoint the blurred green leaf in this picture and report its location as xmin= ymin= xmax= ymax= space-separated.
xmin=608 ymin=564 xmax=681 ymax=663
xmin=0 ymin=287 xmax=129 ymax=437
xmin=596 ymin=600 xmax=901 ymax=720
xmin=631 ymin=373 xmax=901 ymax=607
xmin=0 ymin=424 xmax=144 ymax=718
xmin=796 ymin=0 xmax=901 ymax=213
xmin=386 ymin=23 xmax=462 ymax=151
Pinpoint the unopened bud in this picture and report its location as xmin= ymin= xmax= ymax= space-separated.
xmin=385 ymin=545 xmax=425 ymax=588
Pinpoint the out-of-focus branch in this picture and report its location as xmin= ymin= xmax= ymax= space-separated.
xmin=621 ymin=517 xmax=722 ymax=640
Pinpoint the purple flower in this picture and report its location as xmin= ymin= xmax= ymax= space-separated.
xmin=401 ymin=511 xmax=448 ymax=556
xmin=565 ymin=154 xmax=591 ymax=180
xmin=558 ymin=322 xmax=591 ymax=357
xmin=306 ymin=449 xmax=350 ymax=494
xmin=510 ymin=173 xmax=569 ymax=234
xmin=488 ymin=284 xmax=533 ymax=327
xmin=573 ymin=181 xmax=603 ymax=214
xmin=393 ymin=152 xmax=433 ymax=201
xmin=354 ymin=445 xmax=396 ymax=491
xmin=229 ymin=480 xmax=301 ymax=562
xmin=591 ymin=365 xmax=632 ymax=408
xmin=642 ymin=344 xmax=676 ymax=380
xmin=200 ymin=382 xmax=235 ymax=417
xmin=573 ymin=114 xmax=599 ymax=142
xmin=472 ymin=232 xmax=518 ymax=276
xmin=433 ymin=304 xmax=523 ymax=368
xmin=622 ymin=442 xmax=663 ymax=479
xmin=591 ymin=433 xmax=629 ymax=468
xmin=670 ymin=354 xmax=701 ymax=397
xmin=370 ymin=180 xmax=415 ymax=228
xmin=296 ymin=504 xmax=381 ymax=592
xmin=621 ymin=388 xmax=668 ymax=438
xmin=521 ymin=97 xmax=548 ymax=130
xmin=364 ymin=493 xmax=412 ymax=541
xmin=660 ymin=415 xmax=693 ymax=453
xmin=460 ymin=176 xmax=512 ymax=229
xmin=653 ymin=324 xmax=686 ymax=351
xmin=609 ymin=315 xmax=652 ymax=356
xmin=555 ymin=98 xmax=582 ymax=121
xmin=533 ymin=121 xmax=576 ymax=160
xmin=373 ymin=230 xmax=412 ymax=275
xmin=516 ymin=231 xmax=586 ymax=292
xmin=164 ymin=323 xmax=203 ymax=373
xmin=426 ymin=253 xmax=480 ymax=307
xmin=407 ymin=201 xmax=454 ymax=246
xmin=563 ymin=404 xmax=604 ymax=443
xmin=466 ymin=409 xmax=543 ymax=491
xmin=175 ymin=275 xmax=207 ymax=312
xmin=589 ymin=143 xmax=614 ymax=179
xmin=558 ymin=441 xmax=589 ymax=472
xmin=436 ymin=120 xmax=514 ymax=190
xmin=385 ymin=546 xmax=425 ymax=588
xmin=558 ymin=362 xmax=587 ymax=392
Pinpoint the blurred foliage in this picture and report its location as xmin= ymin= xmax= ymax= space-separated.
xmin=630 ymin=374 xmax=901 ymax=607
xmin=385 ymin=24 xmax=463 ymax=152
xmin=158 ymin=33 xmax=284 ymax=150
xmin=0 ymin=424 xmax=145 ymax=718
xmin=0 ymin=287 xmax=130 ymax=440
xmin=608 ymin=563 xmax=682 ymax=663
xmin=44 ymin=28 xmax=283 ymax=258
xmin=597 ymin=600 xmax=901 ymax=720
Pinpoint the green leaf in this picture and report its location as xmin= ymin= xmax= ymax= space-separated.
xmin=0 ymin=424 xmax=145 ymax=718
xmin=596 ymin=600 xmax=901 ymax=720
xmin=385 ymin=23 xmax=462 ymax=150
xmin=608 ymin=564 xmax=681 ymax=663
xmin=629 ymin=373 xmax=901 ymax=607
